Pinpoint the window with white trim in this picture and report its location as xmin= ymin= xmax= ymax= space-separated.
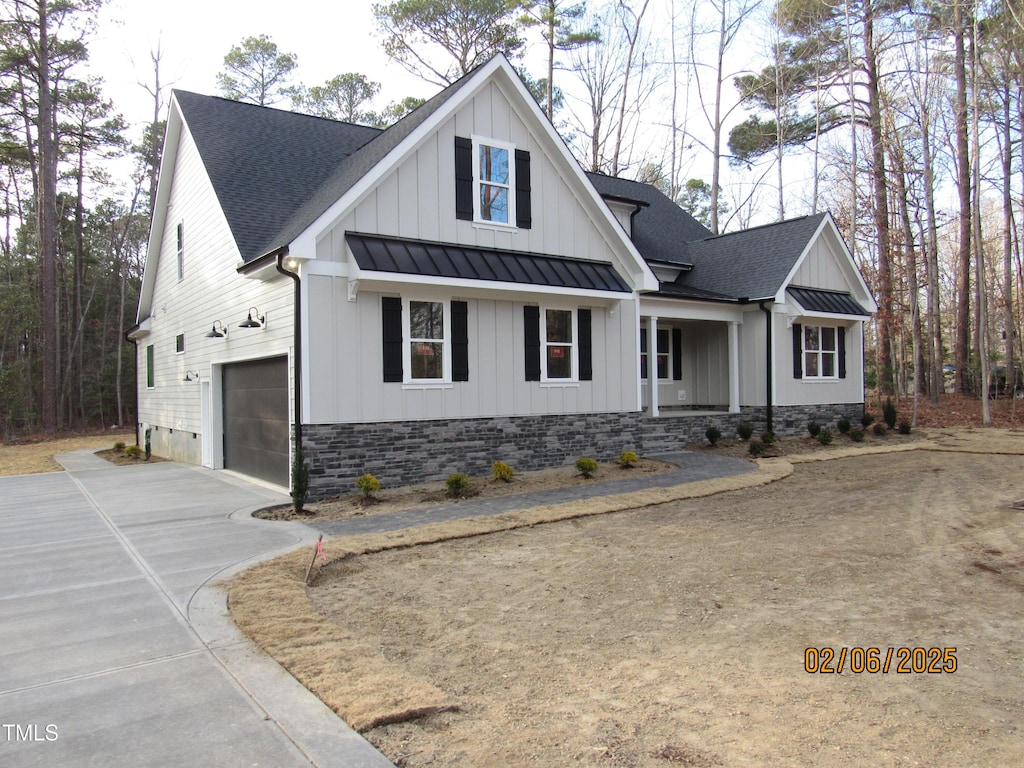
xmin=176 ymin=222 xmax=185 ymax=281
xmin=640 ymin=328 xmax=671 ymax=379
xmin=543 ymin=308 xmax=575 ymax=381
xmin=406 ymin=299 xmax=447 ymax=381
xmin=146 ymin=344 xmax=155 ymax=388
xmin=803 ymin=324 xmax=838 ymax=378
xmin=473 ymin=137 xmax=515 ymax=225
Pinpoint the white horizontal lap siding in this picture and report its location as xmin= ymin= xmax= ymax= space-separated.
xmin=138 ymin=125 xmax=295 ymax=460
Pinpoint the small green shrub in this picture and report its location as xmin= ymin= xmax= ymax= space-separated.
xmin=491 ymin=461 xmax=515 ymax=482
xmin=445 ymin=472 xmax=470 ymax=497
xmin=705 ymin=425 xmax=722 ymax=446
xmin=872 ymin=422 xmax=887 ymax=436
xmin=861 ymin=411 xmax=874 ymax=427
xmin=760 ymin=431 xmax=776 ymax=446
xmin=882 ymin=397 xmax=897 ymax=428
xmin=897 ymin=419 xmax=912 ymax=435
xmin=619 ymin=450 xmax=639 ymax=468
xmin=113 ymin=441 xmax=126 ymax=452
xmin=849 ymin=428 xmax=865 ymax=443
xmin=576 ymin=457 xmax=599 ymax=478
xmin=737 ymin=422 xmax=754 ymax=441
xmin=807 ymin=421 xmax=821 ymax=438
xmin=748 ymin=441 xmax=767 ymax=456
xmin=836 ymin=417 xmax=851 ymax=434
xmin=817 ymin=429 xmax=833 ymax=446
xmin=123 ymin=445 xmax=142 ymax=458
xmin=355 ymin=473 xmax=381 ymax=497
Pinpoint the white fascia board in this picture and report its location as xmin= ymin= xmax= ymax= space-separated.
xmin=137 ymin=98 xmax=184 ymax=321
xmin=355 ymin=270 xmax=629 ymax=304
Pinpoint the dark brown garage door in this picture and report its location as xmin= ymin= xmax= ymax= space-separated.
xmin=223 ymin=357 xmax=289 ymax=487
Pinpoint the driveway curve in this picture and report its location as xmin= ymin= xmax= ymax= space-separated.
xmin=0 ymin=449 xmax=393 ymax=768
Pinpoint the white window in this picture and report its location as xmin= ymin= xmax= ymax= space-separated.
xmin=175 ymin=333 xmax=185 ymax=354
xmin=640 ymin=328 xmax=670 ymax=379
xmin=472 ymin=137 xmax=515 ymax=225
xmin=406 ymin=299 xmax=448 ymax=382
xmin=803 ymin=325 xmax=838 ymax=378
xmin=543 ymin=308 xmax=575 ymax=381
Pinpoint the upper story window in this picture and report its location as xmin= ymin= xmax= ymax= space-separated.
xmin=474 ymin=139 xmax=514 ymax=224
xmin=455 ymin=136 xmax=531 ymax=229
xmin=175 ymin=334 xmax=185 ymax=354
xmin=176 ymin=222 xmax=185 ymax=281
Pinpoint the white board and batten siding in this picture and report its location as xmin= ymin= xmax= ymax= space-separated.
xmin=137 ymin=123 xmax=294 ymax=464
xmin=303 ymin=77 xmax=642 ymax=424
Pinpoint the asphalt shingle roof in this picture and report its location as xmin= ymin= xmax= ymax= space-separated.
xmin=674 ymin=213 xmax=829 ymax=301
xmin=174 ymin=90 xmax=382 ymax=263
xmin=585 ymin=173 xmax=712 ymax=266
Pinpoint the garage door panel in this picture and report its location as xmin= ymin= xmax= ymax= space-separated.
xmin=223 ymin=357 xmax=288 ymax=487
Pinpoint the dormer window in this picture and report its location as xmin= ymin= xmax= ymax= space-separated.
xmin=455 ymin=136 xmax=531 ymax=229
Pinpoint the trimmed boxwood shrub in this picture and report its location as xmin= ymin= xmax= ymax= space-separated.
xmin=705 ymin=425 xmax=722 ymax=446
xmin=807 ymin=421 xmax=821 ymax=438
xmin=737 ymin=422 xmax=754 ymax=441
xmin=445 ymin=472 xmax=470 ymax=497
xmin=619 ymin=450 xmax=639 ymax=468
xmin=355 ymin=473 xmax=381 ymax=497
xmin=576 ymin=457 xmax=599 ymax=478
xmin=491 ymin=461 xmax=515 ymax=482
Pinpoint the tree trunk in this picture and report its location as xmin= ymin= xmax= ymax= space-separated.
xmin=952 ymin=0 xmax=972 ymax=396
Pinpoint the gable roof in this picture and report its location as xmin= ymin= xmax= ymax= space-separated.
xmin=585 ymin=173 xmax=712 ymax=267
xmin=677 ymin=213 xmax=829 ymax=301
xmin=173 ymin=91 xmax=382 ymax=263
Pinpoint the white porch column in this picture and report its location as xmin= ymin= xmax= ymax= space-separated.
xmin=728 ymin=321 xmax=741 ymax=413
xmin=648 ymin=315 xmax=659 ymax=417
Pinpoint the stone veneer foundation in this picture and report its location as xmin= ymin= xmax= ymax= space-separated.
xmin=301 ymin=403 xmax=864 ymax=501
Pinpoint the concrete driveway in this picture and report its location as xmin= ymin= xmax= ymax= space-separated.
xmin=0 ymin=450 xmax=393 ymax=768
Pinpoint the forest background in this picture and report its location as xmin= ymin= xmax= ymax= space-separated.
xmin=1 ymin=0 xmax=1022 ymax=436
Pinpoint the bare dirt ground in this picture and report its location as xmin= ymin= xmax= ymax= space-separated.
xmin=230 ymin=427 xmax=1024 ymax=768
xmin=0 ymin=430 xmax=132 ymax=476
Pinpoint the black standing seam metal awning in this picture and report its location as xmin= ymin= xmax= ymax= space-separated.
xmin=345 ymin=232 xmax=631 ymax=293
xmin=788 ymin=286 xmax=871 ymax=317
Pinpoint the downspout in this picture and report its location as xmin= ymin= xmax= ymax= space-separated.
xmin=759 ymin=300 xmax=774 ymax=433
xmin=275 ymin=249 xmax=302 ymax=456
xmin=123 ymin=329 xmax=140 ymax=447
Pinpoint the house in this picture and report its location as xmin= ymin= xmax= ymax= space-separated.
xmin=129 ymin=55 xmax=875 ymax=498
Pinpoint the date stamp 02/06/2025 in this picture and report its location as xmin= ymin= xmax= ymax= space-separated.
xmin=804 ymin=647 xmax=958 ymax=674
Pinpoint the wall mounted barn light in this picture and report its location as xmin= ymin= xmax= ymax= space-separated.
xmin=205 ymin=321 xmax=229 ymax=338
xmin=183 ymin=370 xmax=200 ymax=382
xmin=238 ymin=307 xmax=266 ymax=329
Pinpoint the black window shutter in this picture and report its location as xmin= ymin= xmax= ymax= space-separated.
xmin=452 ymin=301 xmax=469 ymax=382
xmin=792 ymin=323 xmax=803 ymax=379
xmin=524 ymin=306 xmax=541 ymax=381
xmin=838 ymin=326 xmax=847 ymax=379
xmin=515 ymin=149 xmax=532 ymax=229
xmin=672 ymin=328 xmax=682 ymax=381
xmin=382 ymin=297 xmax=403 ymax=382
xmin=455 ymin=137 xmax=473 ymax=221
xmin=578 ymin=308 xmax=592 ymax=381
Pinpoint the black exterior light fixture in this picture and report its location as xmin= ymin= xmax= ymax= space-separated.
xmin=238 ymin=307 xmax=265 ymax=329
xmin=205 ymin=321 xmax=229 ymax=338
xmin=183 ymin=370 xmax=200 ymax=382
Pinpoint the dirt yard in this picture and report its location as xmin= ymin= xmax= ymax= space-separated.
xmin=0 ymin=431 xmax=132 ymax=476
xmin=230 ymin=429 xmax=1024 ymax=767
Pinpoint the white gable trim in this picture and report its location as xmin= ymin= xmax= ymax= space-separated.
xmin=137 ymin=97 xmax=185 ymax=321
xmin=774 ymin=214 xmax=877 ymax=313
xmin=288 ymin=56 xmax=659 ymax=293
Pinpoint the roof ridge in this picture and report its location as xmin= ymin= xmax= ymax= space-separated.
xmin=694 ymin=212 xmax=825 ymax=243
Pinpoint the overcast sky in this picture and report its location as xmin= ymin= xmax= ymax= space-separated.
xmin=89 ymin=0 xmax=439 ymax=131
